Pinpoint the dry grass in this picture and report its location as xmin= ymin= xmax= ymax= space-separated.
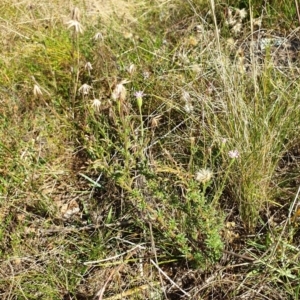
xmin=1 ymin=0 xmax=300 ymax=299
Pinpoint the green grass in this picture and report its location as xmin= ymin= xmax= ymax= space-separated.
xmin=1 ymin=0 xmax=300 ymax=299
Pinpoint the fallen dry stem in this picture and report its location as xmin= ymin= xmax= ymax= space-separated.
xmin=150 ymin=259 xmax=191 ymax=298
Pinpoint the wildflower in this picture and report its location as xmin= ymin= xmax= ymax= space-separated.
xmin=253 ymin=18 xmax=262 ymax=27
xmin=226 ymin=8 xmax=236 ymax=26
xmin=151 ymin=115 xmax=162 ymax=129
xmin=238 ymin=8 xmax=247 ymax=20
xmin=195 ymin=169 xmax=213 ymax=184
xmin=91 ymin=99 xmax=101 ymax=111
xmin=143 ymin=71 xmax=150 ymax=79
xmin=182 ymin=91 xmax=191 ymax=103
xmin=66 ymin=20 xmax=84 ymax=34
xmin=78 ymin=83 xmax=92 ymax=96
xmin=127 ymin=64 xmax=136 ymax=76
xmin=93 ymin=32 xmax=104 ymax=41
xmin=232 ymin=22 xmax=242 ymax=34
xmin=33 ymin=84 xmax=43 ymax=97
xmin=85 ymin=62 xmax=93 ymax=71
xmin=227 ymin=7 xmax=233 ymax=18
xmin=134 ymin=91 xmax=145 ymax=99
xmin=111 ymin=80 xmax=129 ymax=102
xmin=221 ymin=138 xmax=227 ymax=145
xmin=184 ymin=102 xmax=193 ymax=113
xmin=228 ymin=149 xmax=239 ymax=159
xmin=134 ymin=91 xmax=145 ymax=109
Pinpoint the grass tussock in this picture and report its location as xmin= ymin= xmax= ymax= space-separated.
xmin=1 ymin=0 xmax=300 ymax=299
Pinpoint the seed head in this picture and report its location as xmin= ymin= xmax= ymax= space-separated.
xmin=195 ymin=169 xmax=213 ymax=184
xmin=232 ymin=23 xmax=242 ymax=34
xmin=91 ymin=99 xmax=101 ymax=111
xmin=150 ymin=115 xmax=162 ymax=129
xmin=184 ymin=102 xmax=193 ymax=113
xmin=182 ymin=91 xmax=191 ymax=103
xmin=238 ymin=8 xmax=247 ymax=20
xmin=111 ymin=80 xmax=129 ymax=102
xmin=143 ymin=71 xmax=150 ymax=79
xmin=85 ymin=62 xmax=93 ymax=71
xmin=33 ymin=84 xmax=43 ymax=97
xmin=253 ymin=18 xmax=262 ymax=27
xmin=78 ymin=83 xmax=92 ymax=96
xmin=66 ymin=20 xmax=84 ymax=34
xmin=127 ymin=64 xmax=136 ymax=76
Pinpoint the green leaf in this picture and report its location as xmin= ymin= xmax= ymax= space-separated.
xmin=79 ymin=173 xmax=102 ymax=188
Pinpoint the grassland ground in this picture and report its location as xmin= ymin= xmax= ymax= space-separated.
xmin=1 ymin=0 xmax=300 ymax=299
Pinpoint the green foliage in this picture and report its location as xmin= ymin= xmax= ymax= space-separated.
xmin=145 ymin=173 xmax=224 ymax=265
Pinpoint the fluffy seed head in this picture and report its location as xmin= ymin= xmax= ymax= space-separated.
xmin=195 ymin=169 xmax=213 ymax=184
xmin=33 ymin=84 xmax=43 ymax=97
xmin=78 ymin=83 xmax=92 ymax=96
xmin=66 ymin=20 xmax=84 ymax=34
xmin=91 ymin=99 xmax=101 ymax=111
xmin=111 ymin=80 xmax=129 ymax=102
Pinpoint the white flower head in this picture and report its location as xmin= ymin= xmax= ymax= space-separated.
xmin=134 ymin=91 xmax=145 ymax=99
xmin=232 ymin=22 xmax=242 ymax=34
xmin=91 ymin=99 xmax=101 ymax=111
xmin=78 ymin=83 xmax=92 ymax=96
xmin=85 ymin=62 xmax=93 ymax=71
xmin=253 ymin=18 xmax=262 ymax=27
xmin=221 ymin=138 xmax=227 ymax=145
xmin=143 ymin=71 xmax=150 ymax=79
xmin=134 ymin=90 xmax=145 ymax=109
xmin=127 ymin=64 xmax=136 ymax=76
xmin=226 ymin=9 xmax=237 ymax=26
xmin=238 ymin=8 xmax=247 ymax=20
xmin=66 ymin=20 xmax=84 ymax=34
xmin=111 ymin=80 xmax=129 ymax=101
xmin=195 ymin=169 xmax=213 ymax=184
xmin=228 ymin=149 xmax=239 ymax=159
xmin=184 ymin=102 xmax=193 ymax=113
xmin=33 ymin=84 xmax=43 ymax=97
